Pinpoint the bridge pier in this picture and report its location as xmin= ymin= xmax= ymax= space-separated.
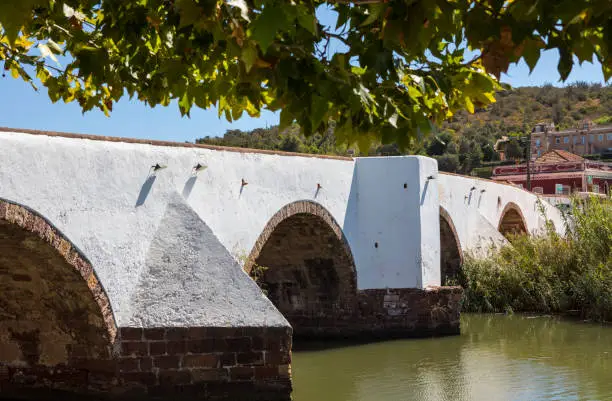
xmin=248 ymin=157 xmax=463 ymax=341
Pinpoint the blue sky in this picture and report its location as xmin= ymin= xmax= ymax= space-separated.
xmin=1 ymin=7 xmax=609 ymax=143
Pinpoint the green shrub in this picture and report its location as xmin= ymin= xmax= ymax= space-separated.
xmin=471 ymin=166 xmax=493 ymax=178
xmin=461 ymin=197 xmax=612 ymax=322
xmin=594 ymin=115 xmax=612 ymax=125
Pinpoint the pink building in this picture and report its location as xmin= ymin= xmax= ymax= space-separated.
xmin=492 ymin=150 xmax=612 ymax=195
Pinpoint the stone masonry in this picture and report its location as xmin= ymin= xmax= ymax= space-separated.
xmin=0 ymin=199 xmax=292 ymax=401
xmin=114 ymin=326 xmax=291 ymax=401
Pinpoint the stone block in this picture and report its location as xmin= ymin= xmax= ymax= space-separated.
xmin=159 ymin=370 xmax=192 ymax=386
xmin=236 ymin=352 xmax=264 ymax=366
xmin=229 ymin=367 xmax=254 ymax=381
xmin=225 ymin=337 xmax=252 ymax=352
xmin=118 ymin=358 xmax=140 ymax=373
xmin=186 ymin=339 xmax=215 ymax=354
xmin=166 ymin=340 xmax=186 ymax=355
xmin=183 ymin=354 xmax=219 ymax=369
xmin=121 ymin=341 xmax=148 ymax=357
xmin=149 ymin=342 xmax=167 ymax=356
xmin=120 ymin=328 xmax=144 ymax=341
xmin=144 ymin=328 xmax=166 ymax=341
xmin=153 ymin=355 xmax=181 ymax=370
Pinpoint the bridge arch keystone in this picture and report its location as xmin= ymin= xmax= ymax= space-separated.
xmin=0 ymin=198 xmax=117 ymax=383
xmin=246 ymin=200 xmax=357 ymax=336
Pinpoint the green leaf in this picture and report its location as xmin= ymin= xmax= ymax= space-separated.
xmin=558 ymin=48 xmax=573 ymax=81
xmin=464 ymin=97 xmax=475 ymax=114
xmin=602 ymin=63 xmax=611 ymax=82
xmin=0 ymin=0 xmax=41 ymax=43
xmin=249 ymin=5 xmax=289 ymax=51
xmin=573 ymin=39 xmax=594 ymax=64
xmin=522 ymin=39 xmax=542 ymax=73
xmin=297 ymin=12 xmax=317 ymax=36
xmin=10 ymin=64 xmax=19 ymax=79
xmin=361 ymin=4 xmax=386 ymax=27
xmin=407 ymin=85 xmax=422 ymax=101
xmin=179 ymin=91 xmax=192 ymax=116
xmin=175 ymin=0 xmax=202 ymax=27
xmin=310 ymin=95 xmax=327 ymax=130
xmin=242 ymin=45 xmax=257 ymax=73
xmin=279 ymin=108 xmax=293 ymax=131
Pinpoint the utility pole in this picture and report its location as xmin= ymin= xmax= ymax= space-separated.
xmin=526 ymin=128 xmax=532 ymax=191
xmin=521 ymin=111 xmax=533 ymax=191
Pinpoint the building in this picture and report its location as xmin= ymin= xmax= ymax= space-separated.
xmin=492 ymin=149 xmax=612 ymax=195
xmin=493 ymin=135 xmax=510 ymax=161
xmin=494 ymin=121 xmax=612 ymax=161
xmin=531 ymin=120 xmax=612 ymax=159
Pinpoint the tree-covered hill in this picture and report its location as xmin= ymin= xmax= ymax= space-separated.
xmin=197 ymin=82 xmax=612 ymax=175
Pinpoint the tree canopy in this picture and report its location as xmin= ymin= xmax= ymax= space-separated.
xmin=1 ymin=0 xmax=610 ymax=148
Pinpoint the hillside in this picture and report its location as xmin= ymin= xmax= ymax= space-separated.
xmin=197 ymin=83 xmax=612 ymax=174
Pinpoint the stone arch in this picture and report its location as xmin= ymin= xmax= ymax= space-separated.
xmin=439 ymin=207 xmax=463 ymax=285
xmin=246 ymin=201 xmax=357 ymax=336
xmin=0 ymin=199 xmax=116 ymax=384
xmin=498 ymin=202 xmax=528 ymax=238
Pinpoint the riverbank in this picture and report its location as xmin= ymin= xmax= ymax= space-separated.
xmin=459 ymin=197 xmax=611 ymax=322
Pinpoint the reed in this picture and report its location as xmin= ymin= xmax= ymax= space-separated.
xmin=459 ymin=196 xmax=612 ymax=322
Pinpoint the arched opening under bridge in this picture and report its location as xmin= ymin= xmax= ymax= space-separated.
xmin=246 ymin=201 xmax=357 ymax=337
xmin=439 ymin=208 xmax=463 ymax=285
xmin=498 ymin=202 xmax=528 ymax=239
xmin=0 ymin=199 xmax=116 ymax=393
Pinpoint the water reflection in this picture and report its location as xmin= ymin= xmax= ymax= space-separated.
xmin=292 ymin=314 xmax=611 ymax=401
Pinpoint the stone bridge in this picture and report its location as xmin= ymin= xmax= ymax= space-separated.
xmin=0 ymin=128 xmax=564 ymax=400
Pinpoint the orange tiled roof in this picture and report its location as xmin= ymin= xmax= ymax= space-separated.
xmin=535 ymin=149 xmax=584 ymax=164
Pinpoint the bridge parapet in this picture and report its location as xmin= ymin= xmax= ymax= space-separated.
xmin=438 ymin=172 xmax=565 ymax=257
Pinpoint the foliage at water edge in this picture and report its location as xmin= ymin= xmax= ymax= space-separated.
xmin=460 ymin=196 xmax=612 ymax=322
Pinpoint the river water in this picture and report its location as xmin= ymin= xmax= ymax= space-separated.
xmin=292 ymin=314 xmax=611 ymax=401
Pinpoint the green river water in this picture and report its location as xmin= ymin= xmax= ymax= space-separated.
xmin=292 ymin=314 xmax=611 ymax=401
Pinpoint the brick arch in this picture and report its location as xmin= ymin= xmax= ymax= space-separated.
xmin=246 ymin=201 xmax=357 ymax=336
xmin=439 ymin=207 xmax=463 ymax=285
xmin=0 ymin=198 xmax=117 ymax=381
xmin=498 ymin=201 xmax=528 ymax=238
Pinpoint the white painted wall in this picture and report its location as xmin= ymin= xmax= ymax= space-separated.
xmin=342 ymin=156 xmax=440 ymax=289
xmin=438 ymin=173 xmax=566 ymax=257
xmin=0 ymin=130 xmax=568 ymax=325
xmin=0 ymin=131 xmax=354 ymax=326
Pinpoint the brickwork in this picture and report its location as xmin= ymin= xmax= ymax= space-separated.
xmin=1 ymin=325 xmax=292 ymax=401
xmin=288 ymin=287 xmax=463 ymax=340
xmin=114 ymin=326 xmax=292 ymax=401
xmin=498 ymin=202 xmax=528 ymax=238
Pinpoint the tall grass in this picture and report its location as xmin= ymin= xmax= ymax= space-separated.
xmin=460 ymin=196 xmax=612 ymax=322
